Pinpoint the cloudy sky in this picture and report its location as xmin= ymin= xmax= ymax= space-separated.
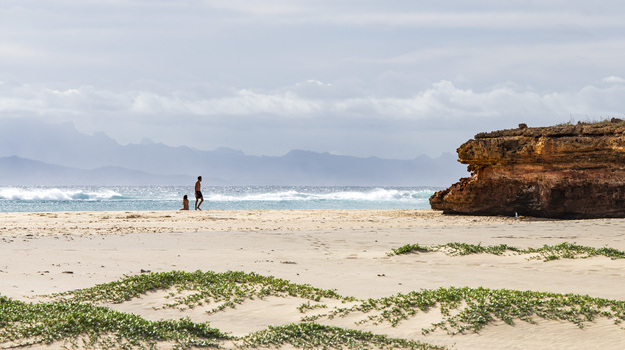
xmin=1 ymin=1 xmax=624 ymax=159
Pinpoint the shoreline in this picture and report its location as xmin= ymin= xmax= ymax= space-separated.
xmin=0 ymin=209 xmax=527 ymax=237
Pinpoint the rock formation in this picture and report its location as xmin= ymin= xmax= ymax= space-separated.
xmin=430 ymin=119 xmax=625 ymax=219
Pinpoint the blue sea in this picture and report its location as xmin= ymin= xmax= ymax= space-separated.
xmin=0 ymin=186 xmax=438 ymax=212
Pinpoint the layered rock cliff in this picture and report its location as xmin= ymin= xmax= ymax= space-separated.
xmin=430 ymin=119 xmax=625 ymax=219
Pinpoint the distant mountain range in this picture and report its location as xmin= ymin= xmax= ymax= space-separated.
xmin=0 ymin=119 xmax=467 ymax=186
xmin=0 ymin=156 xmax=187 ymax=186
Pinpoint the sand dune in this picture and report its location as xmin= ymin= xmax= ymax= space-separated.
xmin=2 ymin=209 xmax=625 ymax=349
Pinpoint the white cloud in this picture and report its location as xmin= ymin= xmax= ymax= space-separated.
xmin=0 ymin=44 xmax=41 ymax=59
xmin=2 ymin=79 xmax=624 ymax=158
xmin=129 ymin=89 xmax=323 ymax=116
xmin=1 ymin=1 xmax=625 ymax=158
xmin=603 ymin=76 xmax=625 ymax=84
xmin=315 ymin=11 xmax=625 ymax=29
xmin=1 ymin=79 xmax=624 ymax=126
xmin=366 ymin=40 xmax=625 ymax=84
xmin=199 ymin=0 xmax=311 ymax=16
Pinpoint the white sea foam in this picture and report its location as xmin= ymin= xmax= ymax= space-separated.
xmin=205 ymin=188 xmax=432 ymax=202
xmin=0 ymin=186 xmax=435 ymax=212
xmin=0 ymin=187 xmax=123 ymax=201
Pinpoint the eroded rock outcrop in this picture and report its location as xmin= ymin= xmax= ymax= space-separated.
xmin=430 ymin=119 xmax=625 ymax=219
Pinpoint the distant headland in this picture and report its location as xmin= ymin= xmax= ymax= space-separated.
xmin=430 ymin=118 xmax=625 ymax=219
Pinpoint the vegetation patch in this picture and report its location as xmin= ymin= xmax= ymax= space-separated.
xmin=304 ymin=287 xmax=625 ymax=335
xmin=0 ymin=295 xmax=227 ymax=349
xmin=238 ymin=322 xmax=444 ymax=350
xmin=55 ymin=270 xmax=352 ymax=313
xmin=5 ymin=270 xmax=625 ymax=349
xmin=3 ymin=271 xmax=444 ymax=349
xmin=389 ymin=242 xmax=625 ymax=261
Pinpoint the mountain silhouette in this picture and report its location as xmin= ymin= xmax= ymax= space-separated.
xmin=0 ymin=119 xmax=465 ymax=186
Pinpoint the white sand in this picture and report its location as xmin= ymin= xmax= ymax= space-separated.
xmin=2 ymin=209 xmax=625 ymax=349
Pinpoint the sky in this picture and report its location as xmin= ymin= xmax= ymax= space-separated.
xmin=1 ymin=0 xmax=625 ymax=159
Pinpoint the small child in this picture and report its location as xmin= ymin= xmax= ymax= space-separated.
xmin=180 ymin=195 xmax=189 ymax=210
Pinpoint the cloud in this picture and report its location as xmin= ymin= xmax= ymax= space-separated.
xmin=199 ymin=0 xmax=311 ymax=16
xmin=130 ymin=89 xmax=323 ymax=116
xmin=1 ymin=79 xmax=623 ymax=126
xmin=1 ymin=78 xmax=623 ymax=158
xmin=315 ymin=11 xmax=625 ymax=29
xmin=0 ymin=43 xmax=42 ymax=59
xmin=603 ymin=76 xmax=625 ymax=84
xmin=1 ymin=1 xmax=624 ymax=158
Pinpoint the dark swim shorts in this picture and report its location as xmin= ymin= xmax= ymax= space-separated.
xmin=196 ymin=191 xmax=203 ymax=199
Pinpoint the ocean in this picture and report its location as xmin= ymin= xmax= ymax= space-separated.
xmin=0 ymin=186 xmax=437 ymax=212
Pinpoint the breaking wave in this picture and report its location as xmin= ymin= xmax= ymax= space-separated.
xmin=0 ymin=186 xmax=437 ymax=212
xmin=0 ymin=187 xmax=124 ymax=201
xmin=205 ymin=188 xmax=433 ymax=202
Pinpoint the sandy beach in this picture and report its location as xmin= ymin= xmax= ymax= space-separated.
xmin=2 ymin=209 xmax=625 ymax=349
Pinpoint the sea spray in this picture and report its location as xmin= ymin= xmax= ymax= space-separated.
xmin=0 ymin=185 xmax=438 ymax=212
xmin=0 ymin=187 xmax=123 ymax=201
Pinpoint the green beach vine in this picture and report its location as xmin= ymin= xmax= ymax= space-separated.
xmin=388 ymin=242 xmax=625 ymax=261
xmin=3 ymin=270 xmax=625 ymax=349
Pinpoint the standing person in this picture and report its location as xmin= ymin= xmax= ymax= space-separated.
xmin=195 ymin=176 xmax=204 ymax=210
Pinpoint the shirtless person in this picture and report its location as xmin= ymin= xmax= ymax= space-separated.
xmin=194 ymin=176 xmax=204 ymax=210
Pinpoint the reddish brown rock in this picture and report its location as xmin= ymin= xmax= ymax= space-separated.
xmin=430 ymin=119 xmax=625 ymax=219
